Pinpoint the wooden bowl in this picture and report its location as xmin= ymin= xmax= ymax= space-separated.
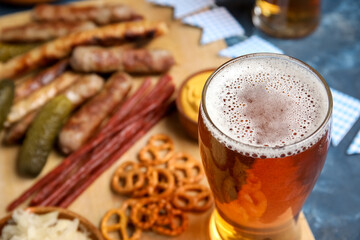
xmin=176 ymin=69 xmax=215 ymax=140
xmin=0 ymin=207 xmax=104 ymax=240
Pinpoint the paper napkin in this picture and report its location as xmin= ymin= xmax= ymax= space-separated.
xmin=219 ymin=35 xmax=284 ymax=57
xmin=347 ymin=130 xmax=360 ymax=155
xmin=147 ymin=0 xmax=215 ymax=19
xmin=331 ymin=88 xmax=360 ymax=146
xmin=182 ymin=7 xmax=245 ymax=44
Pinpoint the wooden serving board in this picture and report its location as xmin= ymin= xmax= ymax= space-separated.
xmin=0 ymin=1 xmax=315 ymax=239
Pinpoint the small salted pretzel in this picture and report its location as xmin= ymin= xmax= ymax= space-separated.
xmin=138 ymin=134 xmax=174 ymax=165
xmin=130 ymin=197 xmax=160 ymax=230
xmin=152 ymin=208 xmax=189 ymax=236
xmin=150 ymin=168 xmax=175 ymax=198
xmin=131 ymin=168 xmax=158 ymax=198
xmin=167 ymin=152 xmax=204 ymax=185
xmin=112 ymin=162 xmax=149 ymax=195
xmin=132 ymin=168 xmax=175 ymax=198
xmin=101 ymin=208 xmax=142 ymax=240
xmin=155 ymin=199 xmax=174 ymax=225
xmin=172 ymin=183 xmax=213 ymax=212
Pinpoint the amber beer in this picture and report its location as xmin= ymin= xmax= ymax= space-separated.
xmin=198 ymin=54 xmax=332 ymax=240
xmin=252 ymin=0 xmax=321 ymax=38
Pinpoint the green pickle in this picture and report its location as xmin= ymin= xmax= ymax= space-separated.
xmin=0 ymin=42 xmax=38 ymax=62
xmin=0 ymin=80 xmax=15 ymax=131
xmin=17 ymin=95 xmax=74 ymax=177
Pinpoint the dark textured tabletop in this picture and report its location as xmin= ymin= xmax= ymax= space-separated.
xmin=1 ymin=0 xmax=359 ymax=239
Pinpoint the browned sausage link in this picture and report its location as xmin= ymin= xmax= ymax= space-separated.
xmin=58 ymin=72 xmax=132 ymax=154
xmin=3 ymin=111 xmax=37 ymax=145
xmin=70 ymin=46 xmax=175 ymax=74
xmin=4 ymin=74 xmax=104 ymax=144
xmin=0 ymin=21 xmax=168 ymax=80
xmin=32 ymin=3 xmax=143 ymax=25
xmin=6 ymin=72 xmax=81 ymax=126
xmin=0 ymin=21 xmax=96 ymax=43
xmin=15 ymin=59 xmax=69 ymax=103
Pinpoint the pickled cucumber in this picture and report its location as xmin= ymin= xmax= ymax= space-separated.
xmin=0 ymin=42 xmax=38 ymax=62
xmin=17 ymin=95 xmax=74 ymax=177
xmin=0 ymin=80 xmax=15 ymax=131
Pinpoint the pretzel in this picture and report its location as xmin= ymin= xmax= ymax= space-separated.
xmin=155 ymin=199 xmax=174 ymax=225
xmin=131 ymin=167 xmax=158 ymax=198
xmin=152 ymin=208 xmax=188 ymax=236
xmin=101 ymin=208 xmax=142 ymax=240
xmin=172 ymin=184 xmax=213 ymax=212
xmin=130 ymin=197 xmax=159 ymax=230
xmin=112 ymin=162 xmax=149 ymax=194
xmin=167 ymin=152 xmax=204 ymax=185
xmin=151 ymin=168 xmax=175 ymax=198
xmin=132 ymin=168 xmax=175 ymax=198
xmin=139 ymin=134 xmax=174 ymax=165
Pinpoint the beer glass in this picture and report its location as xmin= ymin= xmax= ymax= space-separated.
xmin=252 ymin=0 xmax=321 ymax=38
xmin=198 ymin=53 xmax=332 ymax=240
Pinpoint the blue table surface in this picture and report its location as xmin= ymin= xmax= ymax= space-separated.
xmin=1 ymin=0 xmax=359 ymax=239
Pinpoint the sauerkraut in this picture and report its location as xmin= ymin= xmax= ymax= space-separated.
xmin=0 ymin=209 xmax=91 ymax=240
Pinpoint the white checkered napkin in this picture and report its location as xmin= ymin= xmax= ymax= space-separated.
xmin=147 ymin=0 xmax=215 ymax=19
xmin=219 ymin=35 xmax=284 ymax=58
xmin=182 ymin=7 xmax=245 ymax=44
xmin=347 ymin=130 xmax=360 ymax=155
xmin=331 ymin=88 xmax=360 ymax=146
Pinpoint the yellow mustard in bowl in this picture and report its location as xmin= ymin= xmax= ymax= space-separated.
xmin=180 ymin=70 xmax=214 ymax=122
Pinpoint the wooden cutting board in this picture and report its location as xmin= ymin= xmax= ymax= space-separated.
xmin=0 ymin=0 xmax=315 ymax=239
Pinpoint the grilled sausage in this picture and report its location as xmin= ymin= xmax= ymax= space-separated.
xmin=4 ymin=74 xmax=105 ymax=144
xmin=5 ymin=72 xmax=81 ymax=126
xmin=0 ymin=21 xmax=96 ymax=43
xmin=0 ymin=21 xmax=168 ymax=80
xmin=70 ymin=46 xmax=175 ymax=74
xmin=58 ymin=71 xmax=132 ymax=154
xmin=14 ymin=59 xmax=68 ymax=103
xmin=32 ymin=3 xmax=143 ymax=25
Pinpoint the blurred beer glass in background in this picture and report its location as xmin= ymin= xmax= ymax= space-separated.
xmin=198 ymin=53 xmax=332 ymax=239
xmin=252 ymin=0 xmax=321 ymax=38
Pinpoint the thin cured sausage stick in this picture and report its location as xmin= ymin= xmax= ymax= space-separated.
xmin=59 ymin=102 xmax=174 ymax=208
xmin=15 ymin=59 xmax=68 ymax=102
xmin=33 ymin=3 xmax=143 ymax=25
xmin=99 ymin=78 xmax=174 ymax=140
xmin=97 ymin=77 xmax=151 ymax=136
xmin=28 ymin=150 xmax=94 ymax=206
xmin=0 ymin=21 xmax=168 ymax=80
xmin=39 ymin=121 xmax=144 ymax=206
xmin=6 ymin=148 xmax=90 ymax=211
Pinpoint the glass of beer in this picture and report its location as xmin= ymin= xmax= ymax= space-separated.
xmin=252 ymin=0 xmax=321 ymax=38
xmin=198 ymin=53 xmax=332 ymax=240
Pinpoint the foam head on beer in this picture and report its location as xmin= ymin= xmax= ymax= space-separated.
xmin=202 ymin=55 xmax=329 ymax=158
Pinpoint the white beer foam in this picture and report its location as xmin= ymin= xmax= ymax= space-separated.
xmin=202 ymin=55 xmax=329 ymax=158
